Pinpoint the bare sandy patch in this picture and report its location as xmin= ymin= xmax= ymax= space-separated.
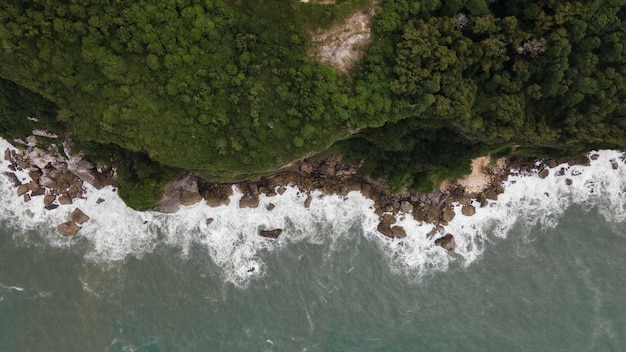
xmin=307 ymin=3 xmax=376 ymax=73
xmin=441 ymin=156 xmax=508 ymax=195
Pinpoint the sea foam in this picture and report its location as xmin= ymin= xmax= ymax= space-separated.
xmin=1 ymin=137 xmax=625 ymax=286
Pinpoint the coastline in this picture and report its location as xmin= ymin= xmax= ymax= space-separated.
xmin=4 ymin=135 xmax=626 ymax=285
xmin=3 ymin=138 xmax=609 ymax=251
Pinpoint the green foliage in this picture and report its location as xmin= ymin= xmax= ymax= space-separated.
xmin=0 ymin=79 xmax=62 ymax=141
xmin=1 ymin=0 xmax=625 ymax=205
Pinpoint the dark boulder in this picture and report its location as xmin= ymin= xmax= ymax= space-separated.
xmin=31 ymin=187 xmax=45 ymax=196
xmin=435 ymin=234 xmax=456 ymax=252
xmin=259 ymin=228 xmax=283 ymax=239
xmin=2 ymin=172 xmax=21 ymax=187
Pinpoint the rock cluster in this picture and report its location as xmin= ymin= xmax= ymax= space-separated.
xmin=156 ymin=154 xmax=513 ymax=249
xmin=5 ymin=141 xmax=613 ymax=249
xmin=4 ymin=146 xmax=115 ymax=209
xmin=57 ymin=208 xmax=90 ymax=236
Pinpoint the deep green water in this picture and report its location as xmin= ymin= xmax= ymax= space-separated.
xmin=1 ymin=204 xmax=624 ymax=352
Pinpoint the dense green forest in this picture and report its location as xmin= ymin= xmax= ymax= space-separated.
xmin=1 ymin=0 xmax=625 ymax=208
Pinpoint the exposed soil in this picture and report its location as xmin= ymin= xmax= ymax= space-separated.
xmin=308 ymin=2 xmax=376 ymax=73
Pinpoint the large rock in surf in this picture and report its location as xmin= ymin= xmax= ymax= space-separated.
xmin=239 ymin=194 xmax=260 ymax=208
xmin=259 ymin=228 xmax=283 ymax=239
xmin=57 ymin=221 xmax=81 ymax=236
xmin=43 ymin=195 xmax=56 ymax=206
xmin=377 ymin=214 xmax=406 ymax=238
xmin=71 ymin=208 xmax=90 ymax=224
xmin=16 ymin=184 xmax=29 ymax=196
xmin=461 ymin=204 xmax=476 ymax=217
xmin=441 ymin=206 xmax=455 ymax=223
xmin=435 ymin=234 xmax=456 ymax=252
xmin=390 ymin=225 xmax=407 ymax=238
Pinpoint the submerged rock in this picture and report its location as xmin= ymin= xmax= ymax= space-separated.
xmin=435 ymin=234 xmax=456 ymax=252
xmin=57 ymin=221 xmax=80 ymax=236
xmin=2 ymin=172 xmax=21 ymax=187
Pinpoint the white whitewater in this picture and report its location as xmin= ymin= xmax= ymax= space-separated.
xmin=1 ymin=138 xmax=624 ymax=286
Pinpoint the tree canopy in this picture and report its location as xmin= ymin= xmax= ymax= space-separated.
xmin=1 ymin=0 xmax=625 ymax=204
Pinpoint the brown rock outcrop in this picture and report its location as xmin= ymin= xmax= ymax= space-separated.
xmin=441 ymin=206 xmax=455 ymax=222
xmin=180 ymin=191 xmax=203 ymax=206
xmin=239 ymin=194 xmax=260 ymax=208
xmin=461 ymin=204 xmax=476 ymax=217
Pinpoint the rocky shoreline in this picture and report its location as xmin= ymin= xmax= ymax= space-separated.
xmin=3 ymin=144 xmax=115 ymax=236
xmin=3 ymin=141 xmax=613 ymax=250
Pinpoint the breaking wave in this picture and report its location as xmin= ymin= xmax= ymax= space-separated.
xmin=1 ymin=138 xmax=624 ymax=286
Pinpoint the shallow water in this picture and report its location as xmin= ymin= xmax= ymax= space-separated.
xmin=1 ymin=140 xmax=626 ymax=351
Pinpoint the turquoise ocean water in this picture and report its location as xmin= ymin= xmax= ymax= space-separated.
xmin=1 ymin=140 xmax=625 ymax=351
